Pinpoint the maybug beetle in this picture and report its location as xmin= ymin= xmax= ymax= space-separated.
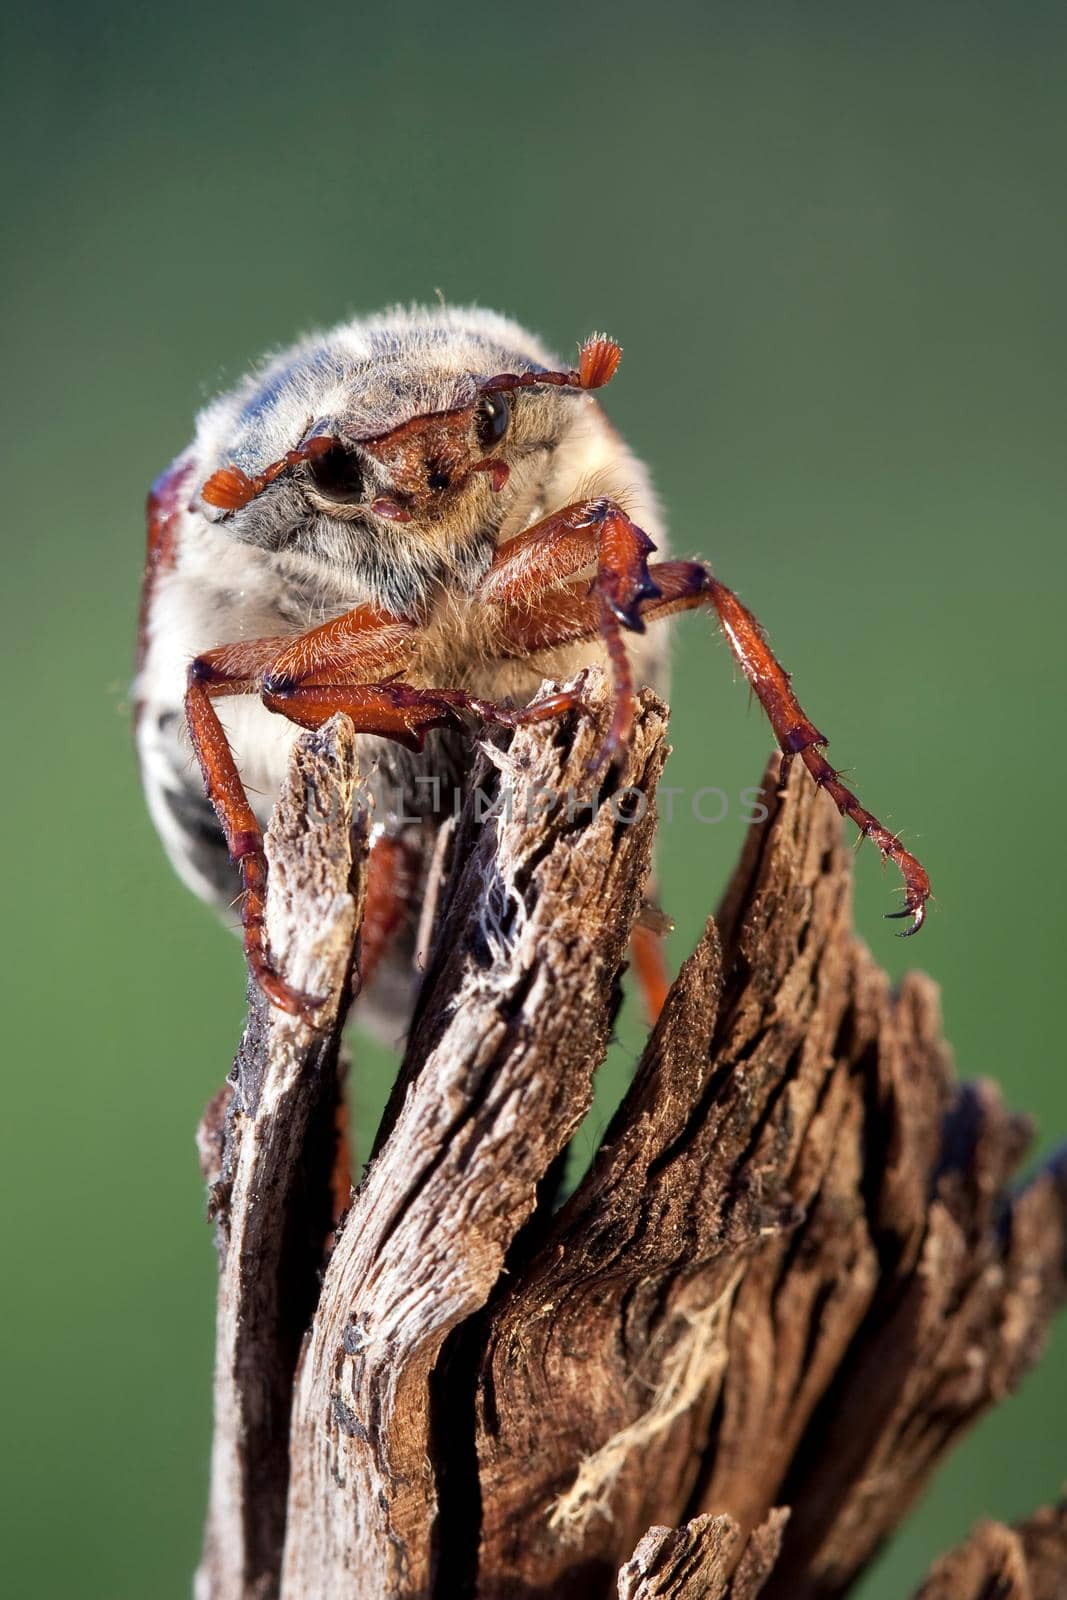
xmin=134 ymin=306 xmax=930 ymax=1026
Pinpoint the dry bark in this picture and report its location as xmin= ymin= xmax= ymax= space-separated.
xmin=616 ymin=1509 xmax=789 ymax=1600
xmin=913 ymin=1496 xmax=1067 ymax=1600
xmin=196 ymin=717 xmax=368 ymax=1600
xmin=192 ymin=673 xmax=1067 ymax=1600
xmin=281 ymin=683 xmax=667 ymax=1595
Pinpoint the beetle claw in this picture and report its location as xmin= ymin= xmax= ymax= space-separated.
xmin=885 ymin=899 xmax=927 ymax=937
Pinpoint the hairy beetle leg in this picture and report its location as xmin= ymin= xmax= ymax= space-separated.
xmin=185 ymin=667 xmax=329 ymax=1023
xmin=701 ymin=571 xmax=931 ymax=935
xmin=483 ymin=550 xmax=932 ymax=933
xmin=183 ymin=610 xmax=421 ymax=1017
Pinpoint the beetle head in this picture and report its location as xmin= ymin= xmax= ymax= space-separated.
xmin=199 ymin=333 xmax=620 ymax=529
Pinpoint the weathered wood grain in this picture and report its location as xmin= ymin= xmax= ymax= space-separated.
xmin=196 ymin=716 xmax=367 ymax=1600
xmin=192 ymin=676 xmax=1067 ymax=1600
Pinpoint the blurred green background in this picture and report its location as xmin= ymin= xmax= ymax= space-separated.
xmin=3 ymin=1 xmax=1065 ymax=1594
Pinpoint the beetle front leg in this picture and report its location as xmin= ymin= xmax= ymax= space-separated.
xmin=184 ymin=647 xmax=316 ymax=1017
xmin=478 ymin=497 xmax=663 ymax=768
xmin=700 ymin=570 xmax=931 ymax=933
xmin=486 ymin=558 xmax=932 ymax=933
xmin=184 ymin=608 xmax=419 ymax=1020
xmin=623 ymin=561 xmax=931 ymax=931
xmin=480 ymin=496 xmax=662 ymax=626
xmin=260 ymin=677 xmax=583 ymax=743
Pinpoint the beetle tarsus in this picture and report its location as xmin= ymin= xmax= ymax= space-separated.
xmin=252 ymin=955 xmax=328 ymax=1025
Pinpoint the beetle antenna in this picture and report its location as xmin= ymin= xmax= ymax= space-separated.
xmin=578 ymin=334 xmax=622 ymax=389
xmin=481 ymin=334 xmax=622 ymax=396
xmin=201 ymin=434 xmax=339 ymax=514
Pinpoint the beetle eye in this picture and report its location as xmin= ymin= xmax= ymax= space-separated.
xmin=476 ymin=392 xmax=510 ymax=449
xmin=305 ymin=444 xmax=365 ymax=505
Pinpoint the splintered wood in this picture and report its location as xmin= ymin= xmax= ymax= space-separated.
xmin=194 ymin=676 xmax=1067 ymax=1600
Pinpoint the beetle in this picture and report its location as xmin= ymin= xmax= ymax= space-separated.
xmin=134 ymin=306 xmax=929 ymax=1029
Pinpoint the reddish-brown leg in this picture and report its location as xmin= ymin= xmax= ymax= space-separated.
xmin=330 ymin=1099 xmax=354 ymax=1226
xmin=479 ymin=497 xmax=664 ymax=766
xmin=184 ymin=647 xmax=298 ymax=1014
xmin=187 ymin=603 xmax=592 ymax=1016
xmin=701 ymin=571 xmax=930 ymax=932
xmin=629 ymin=924 xmax=672 ymax=1025
xmin=185 ymin=607 xmax=419 ymax=1019
xmin=358 ymin=834 xmax=424 ymax=996
xmin=486 ymin=559 xmax=931 ymax=933
xmin=259 ymin=677 xmax=583 ymax=744
xmin=480 ymin=496 xmax=661 ymax=626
